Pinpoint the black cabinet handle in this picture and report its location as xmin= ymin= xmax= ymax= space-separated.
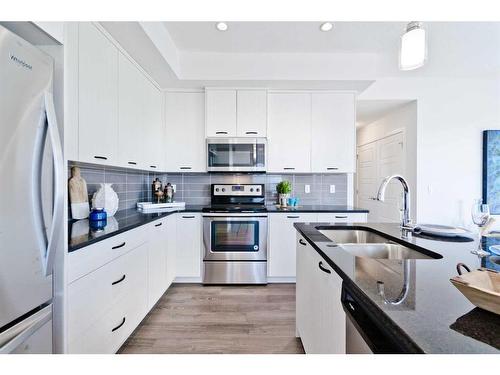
xmin=287 ymin=216 xmax=300 ymax=219
xmin=180 ymin=167 xmax=192 ymax=170
xmin=155 ymin=222 xmax=163 ymax=227
xmin=112 ymin=242 xmax=126 ymax=250
xmin=283 ymin=167 xmax=295 ymax=170
xmin=335 ymin=216 xmax=348 ymax=219
xmin=182 ymin=215 xmax=195 ymax=219
xmin=327 ymin=167 xmax=338 ymax=170
xmin=111 ymin=274 xmax=126 ymax=285
xmin=318 ymin=261 xmax=331 ymax=274
xmin=215 ymin=131 xmax=228 ymax=135
xmin=299 ymin=239 xmax=307 ymax=246
xmin=111 ymin=317 xmax=126 ymax=332
xmin=127 ymin=161 xmax=137 ymax=165
xmin=245 ymin=131 xmax=258 ymax=135
xmin=94 ymin=155 xmax=107 ymax=160
xmin=150 ymin=165 xmax=157 ymax=169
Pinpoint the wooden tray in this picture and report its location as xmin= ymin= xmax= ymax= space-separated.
xmin=450 ymin=264 xmax=500 ymax=315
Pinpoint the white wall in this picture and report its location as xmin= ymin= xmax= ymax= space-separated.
xmin=357 ymin=101 xmax=417 ymax=220
xmin=359 ymin=77 xmax=500 ymax=228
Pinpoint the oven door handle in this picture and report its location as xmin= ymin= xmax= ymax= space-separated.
xmin=202 ymin=213 xmax=268 ymax=218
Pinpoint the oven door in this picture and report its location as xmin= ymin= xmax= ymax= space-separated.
xmin=203 ymin=214 xmax=267 ymax=261
xmin=207 ymin=138 xmax=266 ymax=172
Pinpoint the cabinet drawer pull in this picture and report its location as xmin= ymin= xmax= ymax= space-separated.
xmin=111 ymin=274 xmax=126 ymax=285
xmin=180 ymin=167 xmax=192 ymax=170
xmin=215 ymin=131 xmax=228 ymax=135
xmin=318 ymin=261 xmax=331 ymax=274
xmin=327 ymin=167 xmax=338 ymax=170
xmin=287 ymin=216 xmax=300 ymax=219
xmin=111 ymin=317 xmax=126 ymax=332
xmin=155 ymin=222 xmax=163 ymax=227
xmin=112 ymin=242 xmax=126 ymax=250
xmin=335 ymin=215 xmax=348 ymax=219
xmin=94 ymin=155 xmax=107 ymax=160
xmin=127 ymin=161 xmax=137 ymax=165
xmin=283 ymin=167 xmax=295 ymax=170
xmin=299 ymin=239 xmax=307 ymax=246
xmin=245 ymin=131 xmax=258 ymax=135
xmin=150 ymin=165 xmax=157 ymax=169
xmin=182 ymin=215 xmax=195 ymax=219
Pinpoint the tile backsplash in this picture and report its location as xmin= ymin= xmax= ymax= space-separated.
xmin=68 ymin=162 xmax=348 ymax=218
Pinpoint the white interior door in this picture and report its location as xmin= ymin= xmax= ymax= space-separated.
xmin=357 ymin=131 xmax=405 ymax=222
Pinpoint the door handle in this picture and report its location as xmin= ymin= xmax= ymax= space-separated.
xmin=150 ymin=165 xmax=157 ymax=169
xmin=111 ymin=317 xmax=126 ymax=332
xmin=180 ymin=167 xmax=192 ymax=170
xmin=155 ymin=222 xmax=163 ymax=227
xmin=215 ymin=131 xmax=228 ymax=135
xmin=327 ymin=167 xmax=338 ymax=170
xmin=94 ymin=155 xmax=108 ymax=160
xmin=111 ymin=274 xmax=126 ymax=286
xmin=182 ymin=215 xmax=195 ymax=219
xmin=283 ymin=167 xmax=295 ymax=170
xmin=287 ymin=216 xmax=300 ymax=219
xmin=245 ymin=131 xmax=258 ymax=135
xmin=127 ymin=161 xmax=137 ymax=165
xmin=112 ymin=242 xmax=126 ymax=250
xmin=335 ymin=216 xmax=348 ymax=219
xmin=298 ymin=239 xmax=307 ymax=246
xmin=318 ymin=261 xmax=331 ymax=274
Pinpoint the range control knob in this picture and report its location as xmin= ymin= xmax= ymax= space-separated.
xmin=222 ymin=188 xmax=226 ymax=192
xmin=250 ymin=188 xmax=254 ymax=192
xmin=215 ymin=188 xmax=219 ymax=192
xmin=256 ymin=187 xmax=260 ymax=192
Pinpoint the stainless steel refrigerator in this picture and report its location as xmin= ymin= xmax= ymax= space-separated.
xmin=0 ymin=25 xmax=63 ymax=353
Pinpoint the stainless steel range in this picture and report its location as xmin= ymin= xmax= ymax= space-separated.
xmin=202 ymin=184 xmax=267 ymax=284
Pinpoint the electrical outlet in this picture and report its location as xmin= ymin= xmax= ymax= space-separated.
xmin=305 ymin=184 xmax=311 ymax=194
xmin=172 ymin=184 xmax=177 ymax=193
xmin=330 ymin=185 xmax=336 ymax=194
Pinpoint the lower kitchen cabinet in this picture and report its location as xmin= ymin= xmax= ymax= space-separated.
xmin=316 ymin=212 xmax=367 ymax=223
xmin=147 ymin=218 xmax=168 ymax=309
xmin=175 ymin=213 xmax=202 ymax=280
xmin=165 ymin=214 xmax=177 ymax=287
xmin=296 ymin=233 xmax=346 ymax=354
xmin=268 ymin=213 xmax=317 ymax=280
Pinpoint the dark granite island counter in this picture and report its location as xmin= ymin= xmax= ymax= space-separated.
xmin=294 ymin=222 xmax=500 ymax=354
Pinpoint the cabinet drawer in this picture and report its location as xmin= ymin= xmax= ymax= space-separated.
xmin=67 ymin=243 xmax=148 ymax=353
xmin=316 ymin=213 xmax=367 ymax=223
xmin=68 ymin=225 xmax=147 ymax=283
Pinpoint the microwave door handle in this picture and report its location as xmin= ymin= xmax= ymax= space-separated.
xmin=43 ymin=92 xmax=64 ymax=276
xmin=253 ymin=143 xmax=257 ymax=166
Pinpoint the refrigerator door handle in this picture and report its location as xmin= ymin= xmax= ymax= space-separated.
xmin=42 ymin=92 xmax=64 ymax=277
xmin=0 ymin=305 xmax=52 ymax=354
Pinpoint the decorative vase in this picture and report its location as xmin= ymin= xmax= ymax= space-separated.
xmin=279 ymin=193 xmax=290 ymax=207
xmin=91 ymin=183 xmax=119 ymax=217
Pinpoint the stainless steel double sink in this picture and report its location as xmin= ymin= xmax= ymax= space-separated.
xmin=318 ymin=228 xmax=442 ymax=260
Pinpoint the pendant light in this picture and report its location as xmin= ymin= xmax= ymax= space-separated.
xmin=400 ymin=21 xmax=427 ymax=70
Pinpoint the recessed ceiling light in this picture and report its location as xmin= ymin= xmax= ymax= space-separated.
xmin=320 ymin=22 xmax=333 ymax=32
xmin=216 ymin=22 xmax=228 ymax=31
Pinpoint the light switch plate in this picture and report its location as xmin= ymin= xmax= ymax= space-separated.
xmin=330 ymin=185 xmax=336 ymax=194
xmin=305 ymin=185 xmax=311 ymax=194
xmin=172 ymin=184 xmax=177 ymax=193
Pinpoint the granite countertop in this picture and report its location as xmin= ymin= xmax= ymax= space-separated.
xmin=266 ymin=205 xmax=369 ymax=213
xmin=294 ymin=222 xmax=500 ymax=353
xmin=68 ymin=206 xmax=205 ymax=252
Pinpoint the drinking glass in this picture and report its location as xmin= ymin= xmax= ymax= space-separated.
xmin=471 ymin=199 xmax=490 ymax=256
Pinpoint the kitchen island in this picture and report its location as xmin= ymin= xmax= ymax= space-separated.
xmin=294 ymin=222 xmax=500 ymax=354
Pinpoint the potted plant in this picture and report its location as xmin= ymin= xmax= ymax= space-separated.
xmin=276 ymin=180 xmax=292 ymax=207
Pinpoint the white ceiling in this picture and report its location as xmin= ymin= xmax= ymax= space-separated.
xmin=356 ymin=100 xmax=414 ymax=127
xmin=163 ymin=22 xmax=405 ymax=53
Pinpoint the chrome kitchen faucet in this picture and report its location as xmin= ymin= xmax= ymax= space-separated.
xmin=377 ymin=174 xmax=413 ymax=229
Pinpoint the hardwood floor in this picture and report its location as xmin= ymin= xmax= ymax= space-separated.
xmin=119 ymin=283 xmax=305 ymax=354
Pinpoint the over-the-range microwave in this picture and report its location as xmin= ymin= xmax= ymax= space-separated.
xmin=207 ymin=138 xmax=267 ymax=173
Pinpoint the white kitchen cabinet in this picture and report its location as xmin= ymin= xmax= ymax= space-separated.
xmin=311 ymin=93 xmax=356 ymax=173
xmin=165 ymin=214 xmax=177 ymax=287
xmin=78 ymin=22 xmax=118 ymax=165
xmin=176 ymin=213 xmax=202 ymax=280
xmin=268 ymin=213 xmax=317 ymax=279
xmin=118 ymin=53 xmax=145 ymax=168
xmin=147 ymin=219 xmax=168 ymax=309
xmin=267 ymin=92 xmax=311 ymax=173
xmin=296 ymin=234 xmax=346 ymax=354
xmin=142 ymin=80 xmax=164 ymax=171
xmin=316 ymin=212 xmax=367 ymax=223
xmin=236 ymin=90 xmax=267 ymax=137
xmin=164 ymin=92 xmax=206 ymax=172
xmin=206 ymin=89 xmax=237 ymax=137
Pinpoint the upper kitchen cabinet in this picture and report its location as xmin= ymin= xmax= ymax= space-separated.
xmin=206 ymin=88 xmax=268 ymax=137
xmin=267 ymin=92 xmax=311 ymax=173
xmin=236 ymin=90 xmax=267 ymax=137
xmin=118 ymin=53 xmax=145 ymax=169
xmin=142 ymin=80 xmax=164 ymax=171
xmin=78 ymin=23 xmax=118 ymax=165
xmin=164 ymin=91 xmax=206 ymax=172
xmin=311 ymin=93 xmax=356 ymax=173
xmin=206 ymin=89 xmax=237 ymax=137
